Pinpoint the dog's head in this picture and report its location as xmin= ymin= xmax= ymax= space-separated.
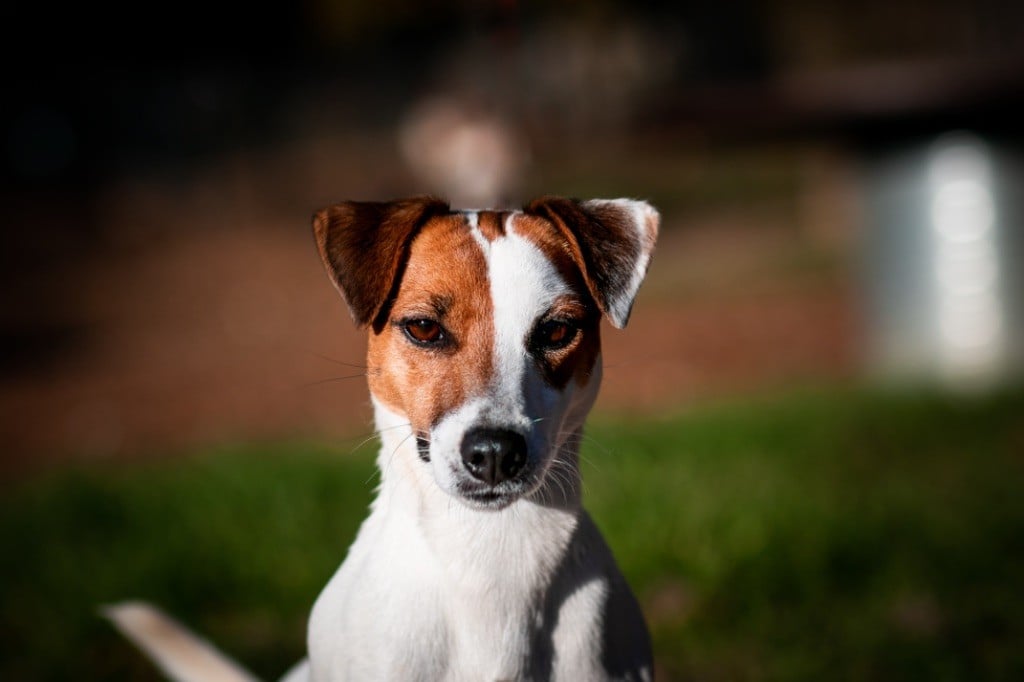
xmin=314 ymin=196 xmax=658 ymax=509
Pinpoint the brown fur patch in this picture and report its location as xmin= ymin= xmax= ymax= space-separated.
xmin=367 ymin=214 xmax=495 ymax=431
xmin=475 ymin=211 xmax=507 ymax=242
xmin=312 ymin=197 xmax=449 ymax=328
xmin=522 ymin=197 xmax=642 ymax=328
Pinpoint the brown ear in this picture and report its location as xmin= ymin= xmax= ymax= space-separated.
xmin=313 ymin=197 xmax=450 ymax=327
xmin=523 ymin=197 xmax=659 ymax=328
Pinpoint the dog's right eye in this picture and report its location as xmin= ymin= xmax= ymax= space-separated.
xmin=402 ymin=319 xmax=446 ymax=346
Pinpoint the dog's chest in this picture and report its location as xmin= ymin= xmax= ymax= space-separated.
xmin=308 ymin=498 xmax=582 ymax=681
xmin=431 ymin=510 xmax=580 ymax=676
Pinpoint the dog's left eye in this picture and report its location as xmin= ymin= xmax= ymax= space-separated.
xmin=531 ymin=320 xmax=578 ymax=352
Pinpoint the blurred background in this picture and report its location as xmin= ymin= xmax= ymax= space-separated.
xmin=2 ymin=1 xmax=1023 ymax=680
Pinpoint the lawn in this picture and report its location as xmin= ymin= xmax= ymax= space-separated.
xmin=1 ymin=387 xmax=1023 ymax=681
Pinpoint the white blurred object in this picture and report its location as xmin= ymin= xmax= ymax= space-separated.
xmin=927 ymin=135 xmax=1004 ymax=383
xmin=863 ymin=131 xmax=1023 ymax=391
xmin=398 ymin=97 xmax=527 ymax=207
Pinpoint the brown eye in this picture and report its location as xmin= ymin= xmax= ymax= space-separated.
xmin=531 ymin=319 xmax=578 ymax=352
xmin=403 ymin=319 xmax=445 ymax=346
xmin=546 ymin=322 xmax=569 ymax=344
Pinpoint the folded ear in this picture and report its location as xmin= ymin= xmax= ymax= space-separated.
xmin=313 ymin=197 xmax=449 ymax=327
xmin=523 ymin=197 xmax=659 ymax=328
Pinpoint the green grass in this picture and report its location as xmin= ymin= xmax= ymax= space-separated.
xmin=2 ymin=387 xmax=1023 ymax=681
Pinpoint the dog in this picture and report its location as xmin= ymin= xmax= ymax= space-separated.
xmin=107 ymin=195 xmax=659 ymax=682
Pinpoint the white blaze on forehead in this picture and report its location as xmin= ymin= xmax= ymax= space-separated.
xmin=460 ymin=209 xmax=489 ymax=251
xmin=485 ymin=214 xmax=572 ymax=405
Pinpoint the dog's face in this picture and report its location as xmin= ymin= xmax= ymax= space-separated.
xmin=314 ymin=197 xmax=658 ymax=509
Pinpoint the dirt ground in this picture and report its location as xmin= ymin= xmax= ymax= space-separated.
xmin=0 ymin=192 xmax=859 ymax=476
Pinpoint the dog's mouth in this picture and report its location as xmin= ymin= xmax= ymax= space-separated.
xmin=416 ymin=434 xmax=431 ymax=462
xmin=454 ymin=479 xmax=530 ymax=510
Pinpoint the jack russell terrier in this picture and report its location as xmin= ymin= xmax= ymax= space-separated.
xmin=107 ymin=195 xmax=659 ymax=682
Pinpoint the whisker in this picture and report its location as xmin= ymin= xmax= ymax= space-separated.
xmin=345 ymin=421 xmax=413 ymax=456
xmin=348 ymin=434 xmax=381 ymax=456
xmin=446 ymin=484 xmax=457 ymax=519
xmin=552 ymin=430 xmax=608 ymax=470
xmin=550 ymin=460 xmax=576 ymax=503
xmin=302 ymin=373 xmax=368 ymax=387
xmin=562 ymin=443 xmax=598 ymax=472
xmin=348 ymin=431 xmax=389 ymax=456
xmin=374 ymin=422 xmax=415 ymax=435
xmin=548 ymin=464 xmax=567 ymax=502
xmin=371 ymin=430 xmax=416 ymax=486
xmin=307 ymin=351 xmax=371 ymax=370
xmin=566 ymin=431 xmax=609 ymax=453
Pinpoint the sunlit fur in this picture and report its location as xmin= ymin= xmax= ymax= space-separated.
xmin=308 ymin=201 xmax=657 ymax=681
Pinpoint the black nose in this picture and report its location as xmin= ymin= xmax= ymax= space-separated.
xmin=460 ymin=428 xmax=528 ymax=486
